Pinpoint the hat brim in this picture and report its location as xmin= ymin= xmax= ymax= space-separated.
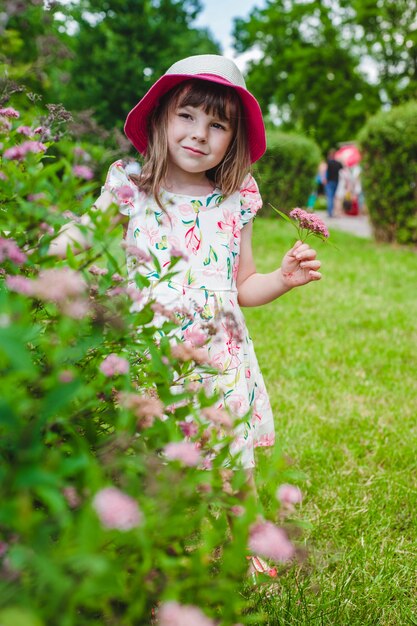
xmin=124 ymin=73 xmax=266 ymax=164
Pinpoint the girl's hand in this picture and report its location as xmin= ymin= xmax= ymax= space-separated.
xmin=280 ymin=240 xmax=322 ymax=288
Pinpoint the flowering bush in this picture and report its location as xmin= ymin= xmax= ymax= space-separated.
xmin=0 ymin=96 xmax=306 ymax=625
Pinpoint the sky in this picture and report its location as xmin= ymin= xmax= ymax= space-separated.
xmin=193 ymin=0 xmax=263 ymax=70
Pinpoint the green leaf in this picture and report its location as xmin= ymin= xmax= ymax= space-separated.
xmin=40 ymin=379 xmax=82 ymax=420
xmin=0 ymin=608 xmax=44 ymax=626
xmin=0 ymin=328 xmax=36 ymax=373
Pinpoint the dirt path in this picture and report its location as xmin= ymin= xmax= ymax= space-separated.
xmin=316 ymin=211 xmax=373 ymax=239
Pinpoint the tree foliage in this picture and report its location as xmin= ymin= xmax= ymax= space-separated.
xmin=233 ymin=0 xmax=417 ymax=151
xmin=52 ymin=0 xmax=220 ymax=132
xmin=349 ymin=0 xmax=417 ymax=104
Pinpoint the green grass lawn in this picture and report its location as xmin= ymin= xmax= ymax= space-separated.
xmin=245 ymin=217 xmax=417 ymax=625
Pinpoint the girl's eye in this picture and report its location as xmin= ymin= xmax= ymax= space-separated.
xmin=178 ymin=112 xmax=192 ymax=120
xmin=212 ymin=122 xmax=227 ymax=130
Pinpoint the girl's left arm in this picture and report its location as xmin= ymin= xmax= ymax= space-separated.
xmin=236 ymin=222 xmax=322 ymax=307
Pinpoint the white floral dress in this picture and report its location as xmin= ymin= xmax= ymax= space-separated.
xmin=103 ymin=160 xmax=275 ymax=468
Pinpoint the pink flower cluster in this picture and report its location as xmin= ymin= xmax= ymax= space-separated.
xmin=100 ymin=353 xmax=129 ymax=377
xmin=92 ymin=487 xmax=142 ymax=531
xmin=118 ymin=392 xmax=164 ymax=429
xmin=201 ymin=406 xmax=233 ymax=430
xmin=0 ymin=107 xmax=20 ymax=118
xmin=0 ymin=238 xmax=27 ymax=265
xmin=171 ymin=342 xmax=209 ymax=365
xmin=289 ymin=208 xmax=329 ymax=239
xmin=3 ymin=141 xmax=47 ymax=160
xmin=249 ymin=520 xmax=295 ymax=563
xmin=17 ymin=125 xmax=33 ymax=136
xmin=158 ymin=601 xmax=216 ymax=626
xmin=164 ymin=441 xmax=201 ymax=466
xmin=72 ymin=165 xmax=94 ymax=180
xmin=277 ymin=484 xmax=303 ymax=506
xmin=6 ymin=268 xmax=88 ymax=319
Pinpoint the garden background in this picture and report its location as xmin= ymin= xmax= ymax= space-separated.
xmin=1 ymin=1 xmax=416 ymax=625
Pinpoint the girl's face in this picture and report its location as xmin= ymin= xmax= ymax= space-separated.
xmin=166 ymin=104 xmax=234 ymax=184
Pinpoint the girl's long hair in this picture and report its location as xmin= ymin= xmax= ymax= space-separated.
xmin=130 ymin=79 xmax=251 ymax=208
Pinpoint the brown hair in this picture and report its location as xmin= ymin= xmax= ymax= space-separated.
xmin=130 ymin=79 xmax=251 ymax=208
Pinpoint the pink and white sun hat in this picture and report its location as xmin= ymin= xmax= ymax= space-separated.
xmin=124 ymin=54 xmax=266 ymax=164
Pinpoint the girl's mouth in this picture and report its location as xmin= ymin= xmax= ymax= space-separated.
xmin=183 ymin=146 xmax=207 ymax=156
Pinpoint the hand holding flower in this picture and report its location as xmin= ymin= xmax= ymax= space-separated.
xmin=280 ymin=240 xmax=322 ymax=288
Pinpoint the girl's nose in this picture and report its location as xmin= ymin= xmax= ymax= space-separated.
xmin=191 ymin=124 xmax=208 ymax=143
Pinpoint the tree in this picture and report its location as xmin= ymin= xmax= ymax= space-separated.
xmin=53 ymin=0 xmax=220 ymax=132
xmin=1 ymin=0 xmax=71 ymax=100
xmin=348 ymin=0 xmax=417 ymax=104
xmin=233 ymin=0 xmax=381 ymax=151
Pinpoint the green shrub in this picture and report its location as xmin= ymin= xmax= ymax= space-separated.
xmin=254 ymin=130 xmax=321 ymax=216
xmin=0 ymin=97 xmax=305 ymax=625
xmin=358 ymin=101 xmax=417 ymax=244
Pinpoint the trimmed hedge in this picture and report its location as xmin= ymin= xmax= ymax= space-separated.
xmin=358 ymin=101 xmax=417 ymax=244
xmin=254 ymin=130 xmax=321 ymax=216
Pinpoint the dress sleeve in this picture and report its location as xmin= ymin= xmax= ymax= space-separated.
xmin=102 ymin=159 xmax=143 ymax=217
xmin=239 ymin=173 xmax=263 ymax=227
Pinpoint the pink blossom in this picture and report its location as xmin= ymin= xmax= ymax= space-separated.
xmin=73 ymin=146 xmax=90 ymax=160
xmin=158 ymin=601 xmax=215 ymax=626
xmin=0 ymin=118 xmax=11 ymax=133
xmin=289 ymin=208 xmax=329 ymax=239
xmin=170 ymin=246 xmax=189 ymax=260
xmin=88 ymin=264 xmax=108 ymax=276
xmin=126 ymin=286 xmax=144 ymax=304
xmin=40 ymin=222 xmax=54 ymax=234
xmin=3 ymin=141 xmax=47 ymax=160
xmin=171 ymin=342 xmax=209 ymax=365
xmin=72 ymin=165 xmax=94 ymax=180
xmin=0 ymin=238 xmax=27 ymax=265
xmin=178 ymin=420 xmax=198 ymax=438
xmin=0 ymin=171 xmax=8 ymax=181
xmin=16 ymin=125 xmax=32 ymax=136
xmin=61 ymin=299 xmax=90 ymax=319
xmin=123 ymin=244 xmax=151 ymax=264
xmin=183 ymin=325 xmax=207 ymax=347
xmin=249 ymin=521 xmax=295 ymax=563
xmin=277 ymin=484 xmax=303 ymax=506
xmin=201 ymin=406 xmax=233 ymax=429
xmin=112 ymin=273 xmax=124 ymax=282
xmin=106 ymin=286 xmax=125 ymax=297
xmin=31 ymin=268 xmax=86 ymax=302
xmin=164 ymin=441 xmax=201 ymax=466
xmin=116 ymin=185 xmax=134 ymax=202
xmin=100 ymin=353 xmax=129 ymax=377
xmin=0 ymin=107 xmax=20 ymax=118
xmin=27 ymin=193 xmax=46 ymax=202
xmin=118 ymin=392 xmax=164 ymax=428
xmin=58 ymin=370 xmax=74 ymax=383
xmin=230 ymin=505 xmax=245 ymax=517
xmin=5 ymin=275 xmax=33 ymax=294
xmin=63 ymin=486 xmax=81 ymax=508
xmin=92 ymin=487 xmax=142 ymax=531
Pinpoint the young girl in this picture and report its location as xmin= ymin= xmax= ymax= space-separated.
xmin=95 ymin=54 xmax=322 ymax=471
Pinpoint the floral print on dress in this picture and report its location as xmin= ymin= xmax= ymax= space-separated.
xmin=102 ymin=160 xmax=275 ymax=468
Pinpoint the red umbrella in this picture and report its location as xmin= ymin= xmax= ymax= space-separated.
xmin=334 ymin=144 xmax=361 ymax=167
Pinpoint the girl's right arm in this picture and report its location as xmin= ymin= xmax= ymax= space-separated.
xmin=47 ymin=190 xmax=123 ymax=258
